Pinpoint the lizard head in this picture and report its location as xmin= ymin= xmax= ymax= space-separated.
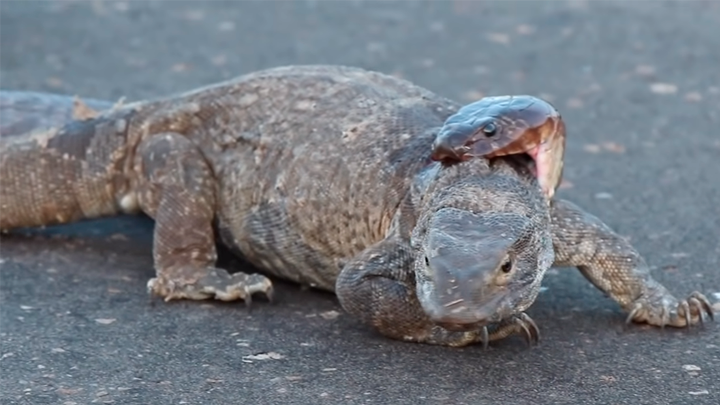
xmin=412 ymin=207 xmax=554 ymax=332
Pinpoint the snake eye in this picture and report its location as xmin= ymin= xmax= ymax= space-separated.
xmin=482 ymin=122 xmax=497 ymax=137
xmin=500 ymin=258 xmax=513 ymax=273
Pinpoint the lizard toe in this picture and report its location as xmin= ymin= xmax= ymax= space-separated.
xmin=147 ymin=267 xmax=274 ymax=304
xmin=196 ymin=269 xmax=274 ymax=303
xmin=682 ymin=291 xmax=714 ymax=325
xmin=625 ymin=291 xmax=714 ymax=328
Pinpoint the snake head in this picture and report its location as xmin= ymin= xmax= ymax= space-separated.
xmin=431 ymin=95 xmax=566 ymax=199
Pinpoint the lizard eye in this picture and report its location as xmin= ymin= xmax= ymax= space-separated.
xmin=424 ymin=256 xmax=430 ymax=267
xmin=500 ymin=258 xmax=513 ymax=273
xmin=482 ymin=122 xmax=498 ymax=137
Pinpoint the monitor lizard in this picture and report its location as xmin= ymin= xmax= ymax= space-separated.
xmin=0 ymin=65 xmax=713 ymax=347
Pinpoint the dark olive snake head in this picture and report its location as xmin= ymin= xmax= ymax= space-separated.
xmin=431 ymin=95 xmax=566 ymax=199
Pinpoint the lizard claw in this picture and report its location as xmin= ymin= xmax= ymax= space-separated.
xmin=625 ymin=290 xmax=714 ymax=328
xmin=481 ymin=312 xmax=540 ymax=348
xmin=515 ymin=312 xmax=540 ymax=346
xmin=691 ymin=292 xmax=714 ymax=322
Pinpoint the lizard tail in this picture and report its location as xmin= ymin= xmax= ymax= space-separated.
xmin=0 ymin=91 xmax=135 ymax=230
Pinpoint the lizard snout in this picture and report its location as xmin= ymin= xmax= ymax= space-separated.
xmin=420 ymin=254 xmax=511 ymax=328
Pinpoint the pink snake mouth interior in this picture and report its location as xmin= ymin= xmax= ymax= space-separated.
xmin=527 ymin=144 xmax=541 ymax=177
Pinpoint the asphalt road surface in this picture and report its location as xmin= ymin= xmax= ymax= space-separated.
xmin=1 ymin=1 xmax=719 ymax=404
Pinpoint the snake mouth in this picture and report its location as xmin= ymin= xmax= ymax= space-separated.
xmin=525 ymin=147 xmax=540 ymax=177
xmin=526 ymin=138 xmax=563 ymax=198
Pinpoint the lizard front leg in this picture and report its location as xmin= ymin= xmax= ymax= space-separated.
xmin=550 ymin=198 xmax=714 ymax=328
xmin=135 ymin=133 xmax=272 ymax=304
xmin=335 ymin=237 xmax=538 ymax=347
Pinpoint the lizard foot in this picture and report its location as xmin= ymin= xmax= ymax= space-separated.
xmin=483 ymin=312 xmax=540 ymax=349
xmin=625 ymin=290 xmax=714 ymax=328
xmin=147 ymin=267 xmax=274 ymax=305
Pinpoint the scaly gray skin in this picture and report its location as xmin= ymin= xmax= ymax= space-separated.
xmin=0 ymin=65 xmax=713 ymax=347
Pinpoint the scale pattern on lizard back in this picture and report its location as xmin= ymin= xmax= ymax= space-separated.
xmin=123 ymin=66 xmax=463 ymax=290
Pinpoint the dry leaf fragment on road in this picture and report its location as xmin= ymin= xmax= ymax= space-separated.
xmin=516 ymin=24 xmax=535 ymax=35
xmin=45 ymin=77 xmax=64 ymax=89
xmin=684 ymin=91 xmax=703 ymax=102
xmin=635 ymin=64 xmax=656 ymax=77
xmin=566 ymin=98 xmax=584 ymax=109
xmin=583 ymin=143 xmax=625 ymax=153
xmin=57 ymin=387 xmax=82 ymax=395
xmin=218 ymin=21 xmax=235 ymax=32
xmin=211 ymin=55 xmax=227 ymax=66
xmin=602 ymin=142 xmax=625 ymax=153
xmin=108 ymin=233 xmax=129 ymax=241
xmin=650 ymin=83 xmax=678 ymax=94
xmin=462 ymin=90 xmax=484 ymax=102
xmin=486 ymin=33 xmax=510 ymax=44
xmin=473 ymin=65 xmax=490 ymax=75
xmin=172 ymin=63 xmax=191 ymax=73
xmin=242 ymin=352 xmax=285 ymax=362
xmin=319 ymin=310 xmax=340 ymax=320
xmin=538 ymin=93 xmax=555 ymax=102
xmin=599 ymin=375 xmax=617 ymax=383
xmin=183 ymin=10 xmax=205 ymax=21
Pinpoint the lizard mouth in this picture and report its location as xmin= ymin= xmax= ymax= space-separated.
xmin=436 ymin=320 xmax=492 ymax=332
xmin=424 ymin=289 xmax=511 ymax=331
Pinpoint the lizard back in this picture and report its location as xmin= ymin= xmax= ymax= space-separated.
xmin=155 ymin=66 xmax=464 ymax=289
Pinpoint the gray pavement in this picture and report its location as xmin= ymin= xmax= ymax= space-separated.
xmin=1 ymin=1 xmax=719 ymax=404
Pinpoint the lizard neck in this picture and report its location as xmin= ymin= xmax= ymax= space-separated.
xmin=411 ymin=157 xmax=545 ymax=225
